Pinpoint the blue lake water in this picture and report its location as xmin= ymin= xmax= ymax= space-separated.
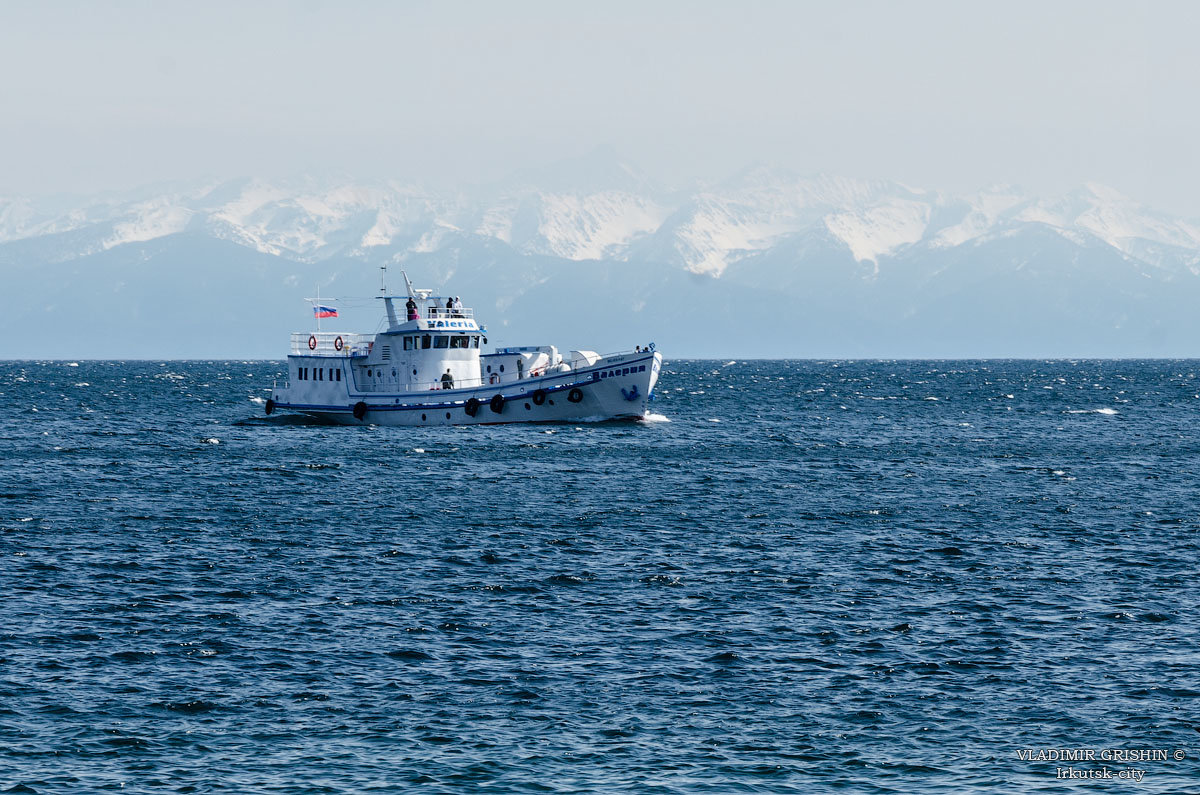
xmin=3 ymin=359 xmax=1200 ymax=793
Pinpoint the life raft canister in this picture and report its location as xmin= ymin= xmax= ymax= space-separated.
xmin=531 ymin=389 xmax=547 ymax=406
xmin=308 ymin=335 xmax=317 ymax=350
xmin=352 ymin=401 xmax=368 ymax=421
xmin=464 ymin=397 xmax=480 ymax=417
xmin=489 ymin=394 xmax=505 ymax=414
xmin=567 ymin=387 xmax=584 ymax=403
xmin=334 ymin=336 xmax=344 ymax=351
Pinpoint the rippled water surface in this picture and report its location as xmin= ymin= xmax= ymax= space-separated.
xmin=4 ymin=359 xmax=1200 ymax=793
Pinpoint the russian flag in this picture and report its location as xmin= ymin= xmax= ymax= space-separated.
xmin=314 ymin=305 xmax=338 ymax=318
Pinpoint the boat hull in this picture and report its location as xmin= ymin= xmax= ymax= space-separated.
xmin=270 ymin=352 xmax=662 ymax=426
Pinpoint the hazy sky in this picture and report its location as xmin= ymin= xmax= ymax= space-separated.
xmin=2 ymin=1 xmax=1197 ymax=213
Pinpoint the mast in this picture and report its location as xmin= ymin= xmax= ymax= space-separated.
xmin=380 ymin=264 xmax=399 ymax=330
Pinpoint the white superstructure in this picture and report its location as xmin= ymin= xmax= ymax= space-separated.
xmin=265 ymin=272 xmax=662 ymax=425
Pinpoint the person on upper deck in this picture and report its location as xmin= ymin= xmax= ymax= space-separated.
xmin=446 ymin=297 xmax=454 ymax=315
xmin=406 ymin=298 xmax=418 ymax=321
xmin=441 ymin=369 xmax=454 ymax=389
xmin=452 ymin=296 xmax=463 ymax=316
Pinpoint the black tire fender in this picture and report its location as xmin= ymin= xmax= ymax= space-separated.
xmin=265 ymin=398 xmax=275 ymax=415
xmin=464 ymin=397 xmax=480 ymax=417
xmin=567 ymin=388 xmax=584 ymax=403
xmin=352 ymin=401 xmax=368 ymax=421
xmin=531 ymin=389 xmax=547 ymax=406
xmin=489 ymin=394 xmax=505 ymax=414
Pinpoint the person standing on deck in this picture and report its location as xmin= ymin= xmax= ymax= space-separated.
xmin=441 ymin=369 xmax=454 ymax=389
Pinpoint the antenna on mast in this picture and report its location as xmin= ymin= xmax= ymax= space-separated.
xmin=380 ymin=264 xmax=388 ymax=295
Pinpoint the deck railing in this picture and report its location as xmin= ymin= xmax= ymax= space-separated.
xmin=419 ymin=306 xmax=474 ymax=321
xmin=291 ymin=332 xmax=374 ymax=356
xmin=350 ymin=347 xmax=656 ymax=393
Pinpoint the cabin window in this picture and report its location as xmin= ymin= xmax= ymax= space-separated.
xmin=472 ymin=336 xmax=480 ymax=348
xmin=451 ymin=335 xmax=469 ymax=348
xmin=434 ymin=336 xmax=449 ymax=349
xmin=318 ymin=369 xmax=323 ymax=381
xmin=404 ymin=337 xmax=412 ymax=351
xmin=421 ymin=334 xmax=432 ymax=349
xmin=336 ymin=370 xmax=341 ymax=381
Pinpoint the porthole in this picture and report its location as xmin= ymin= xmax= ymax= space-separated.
xmin=392 ymin=369 xmax=397 ymax=377
xmin=500 ymin=365 xmax=505 ymax=372
xmin=549 ymin=399 xmax=554 ymax=405
xmin=525 ymin=403 xmax=531 ymax=410
xmin=412 ymin=369 xmax=417 ymax=375
xmin=367 ymin=369 xmax=372 ymax=377
xmin=445 ymin=412 xmax=451 ymax=419
xmin=486 ymin=365 xmax=492 ymax=373
xmin=421 ymin=414 xmax=427 ymax=421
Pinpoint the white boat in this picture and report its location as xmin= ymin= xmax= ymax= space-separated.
xmin=265 ymin=271 xmax=662 ymax=425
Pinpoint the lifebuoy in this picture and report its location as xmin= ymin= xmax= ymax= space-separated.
xmin=567 ymin=388 xmax=584 ymax=403
xmin=265 ymin=398 xmax=275 ymax=415
xmin=489 ymin=373 xmax=500 ymax=385
xmin=489 ymin=394 xmax=505 ymax=414
xmin=352 ymin=401 xmax=367 ymax=421
xmin=532 ymin=389 xmax=547 ymax=406
xmin=308 ymin=335 xmax=317 ymax=350
xmin=464 ymin=397 xmax=480 ymax=417
xmin=334 ymin=336 xmax=344 ymax=351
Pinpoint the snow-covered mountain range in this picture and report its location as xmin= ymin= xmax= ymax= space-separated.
xmin=6 ymin=153 xmax=1200 ymax=358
